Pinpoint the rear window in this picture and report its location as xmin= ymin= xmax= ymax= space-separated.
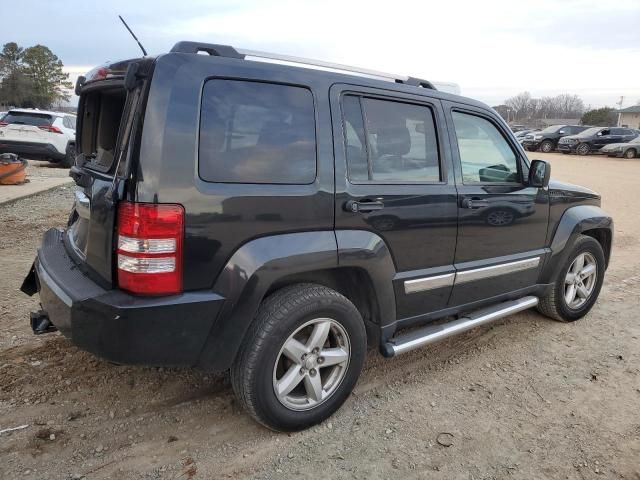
xmin=79 ymin=88 xmax=126 ymax=169
xmin=199 ymin=80 xmax=316 ymax=184
xmin=3 ymin=111 xmax=53 ymax=126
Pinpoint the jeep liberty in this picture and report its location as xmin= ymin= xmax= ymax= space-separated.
xmin=22 ymin=42 xmax=613 ymax=431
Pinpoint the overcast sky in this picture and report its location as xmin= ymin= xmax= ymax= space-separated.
xmin=4 ymin=0 xmax=640 ymax=108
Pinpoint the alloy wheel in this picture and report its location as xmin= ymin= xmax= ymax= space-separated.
xmin=273 ymin=318 xmax=351 ymax=411
xmin=564 ymin=252 xmax=598 ymax=309
xmin=625 ymin=148 xmax=636 ymax=159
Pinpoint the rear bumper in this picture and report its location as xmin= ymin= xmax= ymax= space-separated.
xmin=23 ymin=229 xmax=225 ymax=367
xmin=0 ymin=140 xmax=65 ymax=160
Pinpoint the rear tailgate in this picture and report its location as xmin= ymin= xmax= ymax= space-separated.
xmin=66 ymin=59 xmax=153 ymax=285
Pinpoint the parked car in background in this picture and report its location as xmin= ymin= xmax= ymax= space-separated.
xmin=600 ymin=136 xmax=640 ymax=159
xmin=522 ymin=125 xmax=588 ymax=153
xmin=0 ymin=109 xmax=76 ymax=167
xmin=510 ymin=124 xmax=527 ymax=132
xmin=514 ymin=129 xmax=538 ymax=144
xmin=557 ymin=127 xmax=639 ymax=156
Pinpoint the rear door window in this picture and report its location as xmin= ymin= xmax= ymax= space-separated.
xmin=2 ymin=111 xmax=53 ymax=126
xmin=199 ymin=80 xmax=316 ymax=184
xmin=341 ymin=95 xmax=441 ymax=183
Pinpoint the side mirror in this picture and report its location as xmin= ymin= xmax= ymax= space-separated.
xmin=529 ymin=160 xmax=550 ymax=188
xmin=558 ymin=130 xmax=565 ymax=134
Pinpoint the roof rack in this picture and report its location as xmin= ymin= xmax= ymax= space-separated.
xmin=170 ymin=41 xmax=436 ymax=90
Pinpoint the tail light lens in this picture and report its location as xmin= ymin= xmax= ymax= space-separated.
xmin=38 ymin=125 xmax=63 ymax=134
xmin=116 ymin=202 xmax=184 ymax=295
xmin=0 ymin=121 xmax=7 ymax=127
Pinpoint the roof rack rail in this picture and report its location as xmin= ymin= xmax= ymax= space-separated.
xmin=169 ymin=41 xmax=437 ymax=90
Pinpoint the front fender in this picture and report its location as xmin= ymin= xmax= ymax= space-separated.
xmin=540 ymin=205 xmax=613 ymax=283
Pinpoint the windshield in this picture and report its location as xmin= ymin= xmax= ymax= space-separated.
xmin=540 ymin=125 xmax=562 ymax=134
xmin=576 ymin=127 xmax=601 ymax=137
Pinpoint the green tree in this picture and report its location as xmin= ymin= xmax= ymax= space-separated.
xmin=21 ymin=45 xmax=73 ymax=108
xmin=0 ymin=42 xmax=24 ymax=77
xmin=581 ymin=107 xmax=617 ymax=127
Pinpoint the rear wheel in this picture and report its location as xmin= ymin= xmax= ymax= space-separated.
xmin=231 ymin=284 xmax=366 ymax=431
xmin=624 ymin=148 xmax=637 ymax=159
xmin=61 ymin=143 xmax=76 ymax=168
xmin=576 ymin=143 xmax=590 ymax=156
xmin=540 ymin=140 xmax=554 ymax=153
xmin=537 ymin=235 xmax=605 ymax=322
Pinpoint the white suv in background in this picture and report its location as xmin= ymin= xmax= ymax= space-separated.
xmin=0 ymin=109 xmax=77 ymax=167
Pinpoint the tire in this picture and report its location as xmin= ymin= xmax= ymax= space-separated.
xmin=537 ymin=235 xmax=605 ymax=322
xmin=624 ymin=148 xmax=637 ymax=159
xmin=61 ymin=143 xmax=76 ymax=168
xmin=231 ymin=283 xmax=367 ymax=431
xmin=540 ymin=140 xmax=554 ymax=153
xmin=576 ymin=143 xmax=590 ymax=156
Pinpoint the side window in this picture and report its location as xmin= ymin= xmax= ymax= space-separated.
xmin=451 ymin=111 xmax=520 ymax=184
xmin=199 ymin=80 xmax=316 ymax=184
xmin=342 ymin=95 xmax=441 ymax=183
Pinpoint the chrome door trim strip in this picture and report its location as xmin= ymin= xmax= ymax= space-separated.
xmin=404 ymin=273 xmax=455 ymax=294
xmin=403 ymin=257 xmax=541 ymax=294
xmin=455 ymin=257 xmax=540 ymax=285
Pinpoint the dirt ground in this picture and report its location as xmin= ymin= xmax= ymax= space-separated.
xmin=1 ymin=153 xmax=639 ymax=480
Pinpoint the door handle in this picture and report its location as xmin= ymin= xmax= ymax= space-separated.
xmin=344 ymin=199 xmax=385 ymax=213
xmin=461 ymin=198 xmax=489 ymax=209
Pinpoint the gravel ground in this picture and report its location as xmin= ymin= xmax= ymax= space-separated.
xmin=0 ymin=153 xmax=639 ymax=479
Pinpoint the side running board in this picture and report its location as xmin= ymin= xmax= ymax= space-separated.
xmin=383 ymin=296 xmax=539 ymax=357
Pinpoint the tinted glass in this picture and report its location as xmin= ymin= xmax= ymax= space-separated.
xmin=452 ymin=111 xmax=519 ymax=183
xmin=343 ymin=95 xmax=440 ymax=182
xmin=2 ymin=111 xmax=53 ymax=126
xmin=199 ymin=80 xmax=316 ymax=184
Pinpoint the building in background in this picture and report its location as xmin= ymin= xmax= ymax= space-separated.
xmin=617 ymin=105 xmax=640 ymax=129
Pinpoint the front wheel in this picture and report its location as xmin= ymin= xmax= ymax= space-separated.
xmin=576 ymin=143 xmax=590 ymax=156
xmin=537 ymin=235 xmax=605 ymax=322
xmin=624 ymin=148 xmax=637 ymax=159
xmin=540 ymin=140 xmax=554 ymax=153
xmin=231 ymin=284 xmax=367 ymax=431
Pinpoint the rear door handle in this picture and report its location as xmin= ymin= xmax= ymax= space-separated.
xmin=344 ymin=199 xmax=385 ymax=213
xmin=461 ymin=198 xmax=489 ymax=209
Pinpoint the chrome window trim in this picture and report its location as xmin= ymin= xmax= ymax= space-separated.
xmin=403 ymin=257 xmax=540 ymax=294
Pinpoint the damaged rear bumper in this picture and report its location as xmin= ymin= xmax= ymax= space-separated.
xmin=22 ymin=228 xmax=225 ymax=367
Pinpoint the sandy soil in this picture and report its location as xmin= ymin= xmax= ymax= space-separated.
xmin=0 ymin=153 xmax=639 ymax=480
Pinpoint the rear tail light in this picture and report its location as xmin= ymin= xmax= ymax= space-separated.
xmin=38 ymin=125 xmax=63 ymax=134
xmin=0 ymin=121 xmax=7 ymax=127
xmin=116 ymin=201 xmax=184 ymax=295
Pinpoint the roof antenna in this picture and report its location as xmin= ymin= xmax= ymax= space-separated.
xmin=118 ymin=15 xmax=148 ymax=57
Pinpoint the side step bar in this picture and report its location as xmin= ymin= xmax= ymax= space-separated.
xmin=383 ymin=296 xmax=539 ymax=357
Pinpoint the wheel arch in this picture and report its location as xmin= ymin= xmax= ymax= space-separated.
xmin=196 ymin=230 xmax=397 ymax=370
xmin=541 ymin=205 xmax=613 ymax=283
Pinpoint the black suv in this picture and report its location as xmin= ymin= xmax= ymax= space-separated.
xmin=557 ymin=126 xmax=639 ymax=155
xmin=522 ymin=124 xmax=588 ymax=153
xmin=22 ymin=42 xmax=613 ymax=431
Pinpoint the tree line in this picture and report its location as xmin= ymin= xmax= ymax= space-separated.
xmin=0 ymin=42 xmax=73 ymax=110
xmin=494 ymin=91 xmax=621 ymax=127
